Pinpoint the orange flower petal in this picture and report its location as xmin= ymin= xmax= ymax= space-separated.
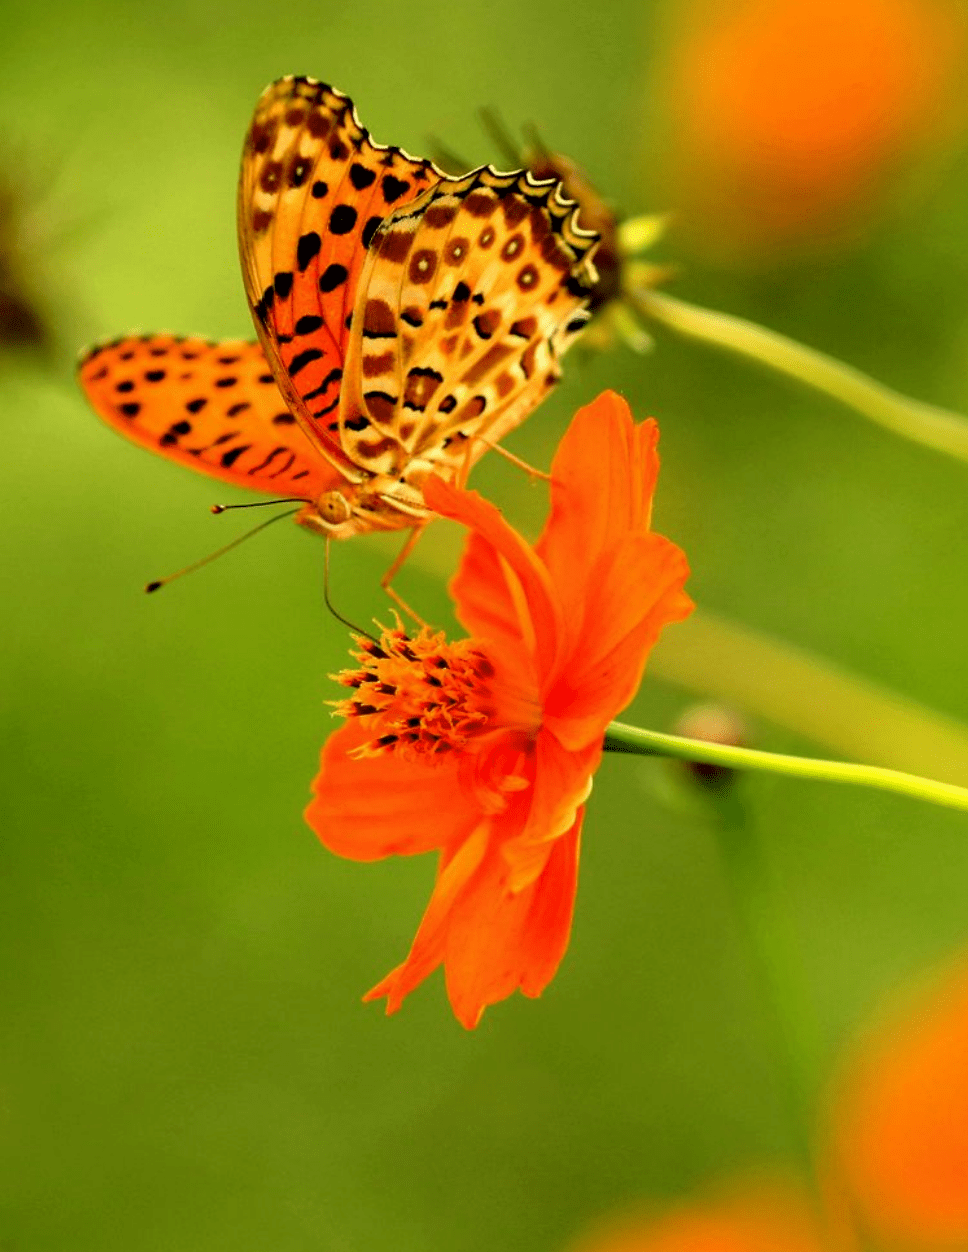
xmin=503 ymin=732 xmax=599 ymax=891
xmin=444 ymin=816 xmax=582 ymax=1027
xmin=425 ymin=474 xmax=562 ymax=682
xmin=517 ymin=816 xmax=582 ymax=998
xmin=446 ymin=528 xmax=529 ymax=661
xmin=570 ymin=535 xmax=692 ymax=677
xmin=831 ymin=954 xmax=968 ymax=1245
xmin=305 ymin=722 xmax=477 ymax=861
xmin=364 ymin=823 xmax=491 ymax=1019
xmin=547 ymin=536 xmax=693 ymax=749
xmin=537 ymin=392 xmax=663 ymax=657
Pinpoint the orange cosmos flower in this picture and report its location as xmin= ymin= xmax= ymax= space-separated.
xmin=306 ymin=391 xmax=693 ymax=1028
xmin=663 ymin=0 xmax=966 ymax=259
xmin=828 ymin=953 xmax=968 ymax=1248
xmin=566 ymin=1182 xmax=827 ymax=1252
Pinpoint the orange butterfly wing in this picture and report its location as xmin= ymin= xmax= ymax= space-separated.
xmin=238 ymin=76 xmax=601 ymax=494
xmin=237 ymin=75 xmax=455 ymax=467
xmin=339 ymin=167 xmax=599 ymax=479
xmin=77 ymin=335 xmax=340 ymax=499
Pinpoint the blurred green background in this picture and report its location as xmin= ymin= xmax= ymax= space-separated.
xmin=3 ymin=0 xmax=968 ymax=1247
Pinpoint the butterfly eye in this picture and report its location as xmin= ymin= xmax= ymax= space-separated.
xmin=318 ymin=490 xmax=353 ymax=526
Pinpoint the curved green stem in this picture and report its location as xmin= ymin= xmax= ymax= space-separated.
xmin=604 ymin=721 xmax=968 ymax=814
xmin=633 ymin=287 xmax=968 ymax=465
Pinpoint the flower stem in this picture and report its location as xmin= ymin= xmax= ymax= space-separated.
xmin=603 ymin=722 xmax=968 ymax=815
xmin=704 ymin=785 xmax=821 ymax=1176
xmin=650 ymin=608 xmax=968 ymax=786
xmin=632 ymin=287 xmax=968 ymax=466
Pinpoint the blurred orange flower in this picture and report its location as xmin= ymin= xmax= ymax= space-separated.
xmin=567 ymin=1182 xmax=827 ymax=1252
xmin=306 ymin=391 xmax=692 ymax=1028
xmin=662 ymin=0 xmax=966 ymax=258
xmin=563 ymin=950 xmax=968 ymax=1251
xmin=829 ymin=954 xmax=968 ymax=1248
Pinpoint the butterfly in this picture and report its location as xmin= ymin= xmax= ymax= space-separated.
xmin=78 ymin=75 xmax=601 ymax=572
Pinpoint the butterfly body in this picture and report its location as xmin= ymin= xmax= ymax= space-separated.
xmin=78 ymin=77 xmax=601 ymax=547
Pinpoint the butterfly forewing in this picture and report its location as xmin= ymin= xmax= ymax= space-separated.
xmin=237 ymin=76 xmax=454 ymax=466
xmin=78 ymin=335 xmax=339 ymax=499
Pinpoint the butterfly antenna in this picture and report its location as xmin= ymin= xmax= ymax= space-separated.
xmin=478 ymin=106 xmax=524 ymax=169
xmin=210 ymin=497 xmax=308 ymax=514
xmin=323 ymin=538 xmax=377 ymax=641
xmin=521 ymin=121 xmax=551 ymax=164
xmin=145 ymin=507 xmax=300 ymax=593
xmin=425 ymin=134 xmax=471 ymax=175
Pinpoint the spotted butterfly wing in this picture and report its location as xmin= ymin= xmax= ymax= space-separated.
xmin=340 ymin=165 xmax=599 ymax=483
xmin=238 ymin=76 xmax=600 ymax=506
xmin=78 ymin=335 xmax=340 ymax=499
xmin=237 ymin=75 xmax=452 ymax=475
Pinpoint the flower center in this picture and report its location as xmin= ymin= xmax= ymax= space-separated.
xmin=333 ymin=623 xmax=497 ymax=762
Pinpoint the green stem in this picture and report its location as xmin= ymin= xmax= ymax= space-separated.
xmin=705 ymin=786 xmax=821 ymax=1176
xmin=604 ymin=721 xmax=968 ymax=815
xmin=633 ymin=287 xmax=968 ymax=466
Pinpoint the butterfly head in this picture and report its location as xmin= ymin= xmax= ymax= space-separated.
xmin=297 ymin=474 xmax=432 ymax=540
xmin=296 ymin=489 xmax=358 ymax=539
xmin=317 ymin=490 xmax=354 ymax=528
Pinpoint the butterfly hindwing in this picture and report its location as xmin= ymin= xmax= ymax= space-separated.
xmin=338 ymin=166 xmax=600 ymax=479
xmin=237 ymin=75 xmax=452 ymax=466
xmin=78 ymin=335 xmax=339 ymax=498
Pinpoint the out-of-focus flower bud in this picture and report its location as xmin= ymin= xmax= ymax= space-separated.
xmin=675 ymin=702 xmax=748 ymax=790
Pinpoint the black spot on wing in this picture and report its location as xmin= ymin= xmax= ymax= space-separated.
xmin=349 ymin=163 xmax=377 ymax=190
xmin=303 ymin=367 xmax=343 ymax=401
xmin=256 ymin=285 xmax=274 ymax=322
xmin=382 ymin=175 xmax=409 ymax=203
xmin=221 ymin=444 xmax=250 ymax=468
xmin=329 ymin=205 xmax=357 ymax=235
xmin=297 ymin=232 xmax=321 ymax=272
xmin=287 ymin=347 xmax=324 ymax=377
xmin=295 ymin=314 xmax=323 ymax=335
xmin=319 ymin=263 xmax=348 ymax=293
xmin=247 ymin=446 xmax=291 ymax=475
xmin=312 ymin=395 xmax=341 ymax=419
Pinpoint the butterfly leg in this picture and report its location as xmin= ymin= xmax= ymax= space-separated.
xmin=471 ymin=436 xmax=552 ymax=482
xmin=453 ymin=434 xmax=479 ymax=490
xmin=382 ymin=524 xmax=429 ymax=628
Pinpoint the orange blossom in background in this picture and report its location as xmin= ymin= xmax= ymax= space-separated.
xmin=662 ymin=0 xmax=965 ymax=259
